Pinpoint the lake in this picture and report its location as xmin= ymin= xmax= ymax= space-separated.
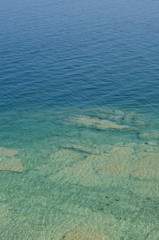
xmin=0 ymin=0 xmax=159 ymax=239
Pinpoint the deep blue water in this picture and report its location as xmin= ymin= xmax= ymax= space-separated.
xmin=0 ymin=0 xmax=159 ymax=239
xmin=0 ymin=0 xmax=159 ymax=112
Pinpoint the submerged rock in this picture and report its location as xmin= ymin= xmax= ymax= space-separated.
xmin=86 ymin=107 xmax=144 ymax=126
xmin=87 ymin=108 xmax=125 ymax=122
xmin=51 ymin=149 xmax=83 ymax=163
xmin=121 ymin=112 xmax=139 ymax=125
xmin=88 ymin=146 xmax=134 ymax=176
xmin=109 ymin=146 xmax=134 ymax=156
xmin=146 ymin=141 xmax=157 ymax=146
xmin=0 ymin=147 xmax=24 ymax=172
xmin=58 ymin=142 xmax=96 ymax=154
xmin=0 ymin=203 xmax=10 ymax=220
xmin=0 ymin=203 xmax=11 ymax=232
xmin=132 ymin=167 xmax=159 ymax=178
xmin=138 ymin=131 xmax=159 ymax=140
xmin=87 ymin=146 xmax=134 ymax=163
xmin=71 ymin=115 xmax=131 ymax=130
xmin=129 ymin=152 xmax=159 ymax=179
xmin=50 ymin=161 xmax=102 ymax=187
xmin=62 ymin=227 xmax=109 ymax=240
xmin=135 ymin=152 xmax=159 ymax=163
xmin=96 ymin=161 xmax=130 ymax=175
xmin=0 ymin=147 xmax=18 ymax=157
xmin=52 ymin=137 xmax=112 ymax=155
xmin=0 ymin=158 xmax=24 ymax=172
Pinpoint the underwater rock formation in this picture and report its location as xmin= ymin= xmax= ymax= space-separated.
xmin=86 ymin=108 xmax=144 ymax=126
xmin=50 ymin=161 xmax=102 ymax=187
xmin=138 ymin=131 xmax=159 ymax=140
xmin=0 ymin=147 xmax=24 ymax=172
xmin=71 ymin=115 xmax=131 ymax=130
xmin=0 ymin=147 xmax=18 ymax=157
xmin=62 ymin=227 xmax=109 ymax=240
xmin=50 ymin=149 xmax=83 ymax=165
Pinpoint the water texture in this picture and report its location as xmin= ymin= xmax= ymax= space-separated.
xmin=0 ymin=0 xmax=159 ymax=239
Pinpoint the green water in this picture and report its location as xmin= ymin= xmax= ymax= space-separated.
xmin=0 ymin=107 xmax=159 ymax=240
xmin=1 ymin=0 xmax=159 ymax=238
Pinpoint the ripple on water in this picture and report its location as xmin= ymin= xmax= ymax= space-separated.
xmin=0 ymin=107 xmax=159 ymax=239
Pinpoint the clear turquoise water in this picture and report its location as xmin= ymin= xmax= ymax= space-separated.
xmin=0 ymin=0 xmax=159 ymax=239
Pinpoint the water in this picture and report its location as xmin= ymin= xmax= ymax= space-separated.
xmin=0 ymin=0 xmax=159 ymax=239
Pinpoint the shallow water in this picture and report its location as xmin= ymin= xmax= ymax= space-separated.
xmin=0 ymin=107 xmax=159 ymax=239
xmin=0 ymin=0 xmax=159 ymax=239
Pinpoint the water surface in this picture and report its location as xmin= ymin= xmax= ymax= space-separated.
xmin=0 ymin=0 xmax=159 ymax=239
